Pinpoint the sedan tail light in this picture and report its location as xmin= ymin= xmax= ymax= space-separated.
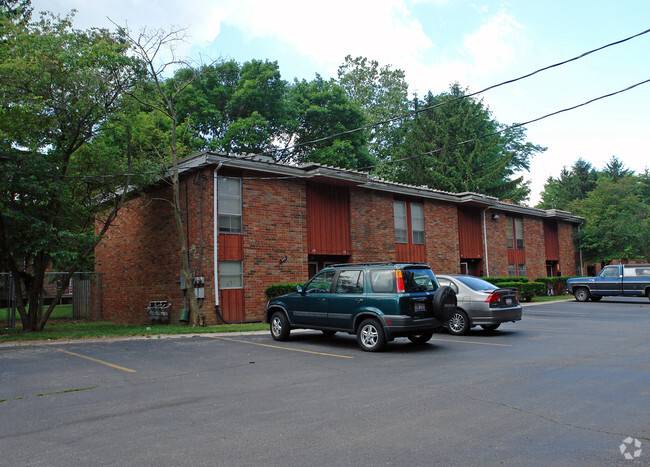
xmin=485 ymin=292 xmax=500 ymax=304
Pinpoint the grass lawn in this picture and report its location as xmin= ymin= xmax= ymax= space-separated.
xmin=0 ymin=318 xmax=268 ymax=343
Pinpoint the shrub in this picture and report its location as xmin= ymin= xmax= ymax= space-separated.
xmin=535 ymin=277 xmax=572 ymax=296
xmin=265 ymin=283 xmax=301 ymax=299
xmin=494 ymin=281 xmax=545 ymax=301
xmin=487 ymin=277 xmax=529 ymax=286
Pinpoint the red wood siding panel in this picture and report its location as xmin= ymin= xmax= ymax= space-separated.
xmin=458 ymin=208 xmax=483 ymax=259
xmin=396 ymin=243 xmax=426 ymax=262
xmin=218 ymin=234 xmax=243 ymax=260
xmin=507 ymin=249 xmax=526 ymax=265
xmin=544 ymin=221 xmax=559 ymax=261
xmin=307 ymin=183 xmax=351 ymax=255
xmin=220 ymin=289 xmax=244 ymax=322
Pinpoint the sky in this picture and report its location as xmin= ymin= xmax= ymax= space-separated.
xmin=32 ymin=0 xmax=650 ymax=206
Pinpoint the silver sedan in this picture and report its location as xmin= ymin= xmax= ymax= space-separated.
xmin=436 ymin=275 xmax=522 ymax=335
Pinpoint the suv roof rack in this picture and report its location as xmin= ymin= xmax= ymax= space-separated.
xmin=329 ymin=262 xmax=427 ymax=268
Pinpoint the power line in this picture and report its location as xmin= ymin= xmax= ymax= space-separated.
xmin=269 ymin=27 xmax=650 ymax=156
xmin=360 ymin=77 xmax=650 ymax=171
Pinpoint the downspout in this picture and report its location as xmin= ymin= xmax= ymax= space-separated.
xmin=213 ymin=163 xmax=223 ymax=311
xmin=578 ymin=224 xmax=584 ymax=276
xmin=213 ymin=164 xmax=261 ymax=324
xmin=482 ymin=207 xmax=491 ymax=277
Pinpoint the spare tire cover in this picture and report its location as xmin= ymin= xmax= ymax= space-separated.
xmin=432 ymin=286 xmax=457 ymax=322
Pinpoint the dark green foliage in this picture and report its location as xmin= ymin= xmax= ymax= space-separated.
xmin=534 ymin=277 xmax=573 ymax=295
xmin=487 ymin=277 xmax=530 ymax=284
xmin=491 ymin=280 xmax=545 ymax=301
xmin=265 ymin=283 xmax=302 ymax=299
xmin=286 ymin=75 xmax=372 ymax=169
xmin=390 ymin=83 xmax=543 ymax=203
xmin=0 ymin=11 xmax=144 ymax=331
xmin=536 ymin=158 xmax=599 ymax=210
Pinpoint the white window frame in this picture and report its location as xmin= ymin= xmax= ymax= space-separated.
xmin=393 ymin=200 xmax=408 ymax=244
xmin=410 ymin=203 xmax=425 ymax=245
xmin=219 ymin=260 xmax=243 ymax=289
xmin=218 ymin=176 xmax=242 ymax=234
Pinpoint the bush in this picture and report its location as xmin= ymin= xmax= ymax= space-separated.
xmin=535 ymin=276 xmax=572 ymax=296
xmin=494 ymin=281 xmax=545 ymax=301
xmin=487 ymin=277 xmax=529 ymax=286
xmin=265 ymin=283 xmax=301 ymax=299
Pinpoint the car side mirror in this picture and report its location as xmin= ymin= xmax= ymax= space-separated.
xmin=296 ymin=285 xmax=304 ymax=294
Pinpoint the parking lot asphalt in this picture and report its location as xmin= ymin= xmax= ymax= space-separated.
xmin=1 ymin=298 xmax=648 ymax=466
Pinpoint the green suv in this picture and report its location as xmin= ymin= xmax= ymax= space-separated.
xmin=264 ymin=262 xmax=457 ymax=351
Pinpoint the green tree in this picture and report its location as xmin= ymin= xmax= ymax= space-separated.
xmin=392 ymin=83 xmax=543 ymax=202
xmin=337 ymin=55 xmax=409 ymax=172
xmin=536 ymin=158 xmax=598 ymax=210
xmin=600 ymin=155 xmax=634 ymax=182
xmin=573 ymin=176 xmax=650 ymax=263
xmin=0 ymin=10 xmax=145 ymax=331
xmin=286 ymin=75 xmax=372 ymax=169
xmin=174 ymin=59 xmax=291 ymax=154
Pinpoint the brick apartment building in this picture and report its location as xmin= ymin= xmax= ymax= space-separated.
xmin=94 ymin=151 xmax=583 ymax=325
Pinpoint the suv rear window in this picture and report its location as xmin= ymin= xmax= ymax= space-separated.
xmin=370 ymin=270 xmax=396 ymax=293
xmin=403 ymin=268 xmax=438 ymax=292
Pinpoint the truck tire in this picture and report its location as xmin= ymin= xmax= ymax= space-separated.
xmin=574 ymin=287 xmax=590 ymax=302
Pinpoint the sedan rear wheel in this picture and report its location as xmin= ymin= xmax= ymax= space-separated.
xmin=447 ymin=309 xmax=470 ymax=335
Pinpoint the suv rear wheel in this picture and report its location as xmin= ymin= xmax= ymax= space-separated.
xmin=357 ymin=318 xmax=386 ymax=352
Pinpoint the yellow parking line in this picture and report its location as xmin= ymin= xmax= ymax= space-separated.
xmin=429 ymin=337 xmax=511 ymax=347
xmin=208 ymin=335 xmax=354 ymax=359
xmin=56 ymin=349 xmax=137 ymax=373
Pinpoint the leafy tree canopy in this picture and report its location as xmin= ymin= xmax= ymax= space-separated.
xmin=0 ymin=8 xmax=147 ymax=330
xmin=572 ymin=176 xmax=650 ymax=264
xmin=386 ymin=83 xmax=543 ymax=202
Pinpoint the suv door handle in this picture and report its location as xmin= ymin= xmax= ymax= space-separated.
xmin=355 ymin=298 xmax=364 ymax=303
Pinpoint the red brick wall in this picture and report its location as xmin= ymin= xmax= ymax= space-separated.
xmin=425 ymin=201 xmax=460 ymax=274
xmin=558 ymin=222 xmax=578 ymax=276
xmin=95 ymin=166 xmax=582 ymax=324
xmin=95 ymin=169 xmax=216 ymax=324
xmin=349 ymin=188 xmax=396 ymax=262
xmin=484 ymin=212 xmax=507 ymax=277
xmin=524 ymin=216 xmax=546 ymax=279
xmin=240 ymin=176 xmax=308 ymax=320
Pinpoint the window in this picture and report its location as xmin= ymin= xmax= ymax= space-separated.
xmin=514 ymin=218 xmax=524 ymax=249
xmin=305 ymin=270 xmax=336 ymax=294
xmin=220 ymin=261 xmax=243 ymax=289
xmin=506 ymin=216 xmax=524 ymax=249
xmin=411 ymin=203 xmax=425 ymax=244
xmin=218 ymin=176 xmax=242 ymax=233
xmin=508 ymin=264 xmax=516 ymax=277
xmin=370 ymin=270 xmax=396 ymax=293
xmin=517 ymin=263 xmax=526 ymax=277
xmin=335 ymin=270 xmax=364 ymax=294
xmin=393 ymin=201 xmax=407 ymax=243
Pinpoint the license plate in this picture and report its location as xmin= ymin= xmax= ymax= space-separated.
xmin=505 ymin=298 xmax=512 ymax=305
xmin=414 ymin=302 xmax=426 ymax=312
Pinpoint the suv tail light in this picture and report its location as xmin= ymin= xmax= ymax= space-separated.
xmin=395 ymin=270 xmax=405 ymax=293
